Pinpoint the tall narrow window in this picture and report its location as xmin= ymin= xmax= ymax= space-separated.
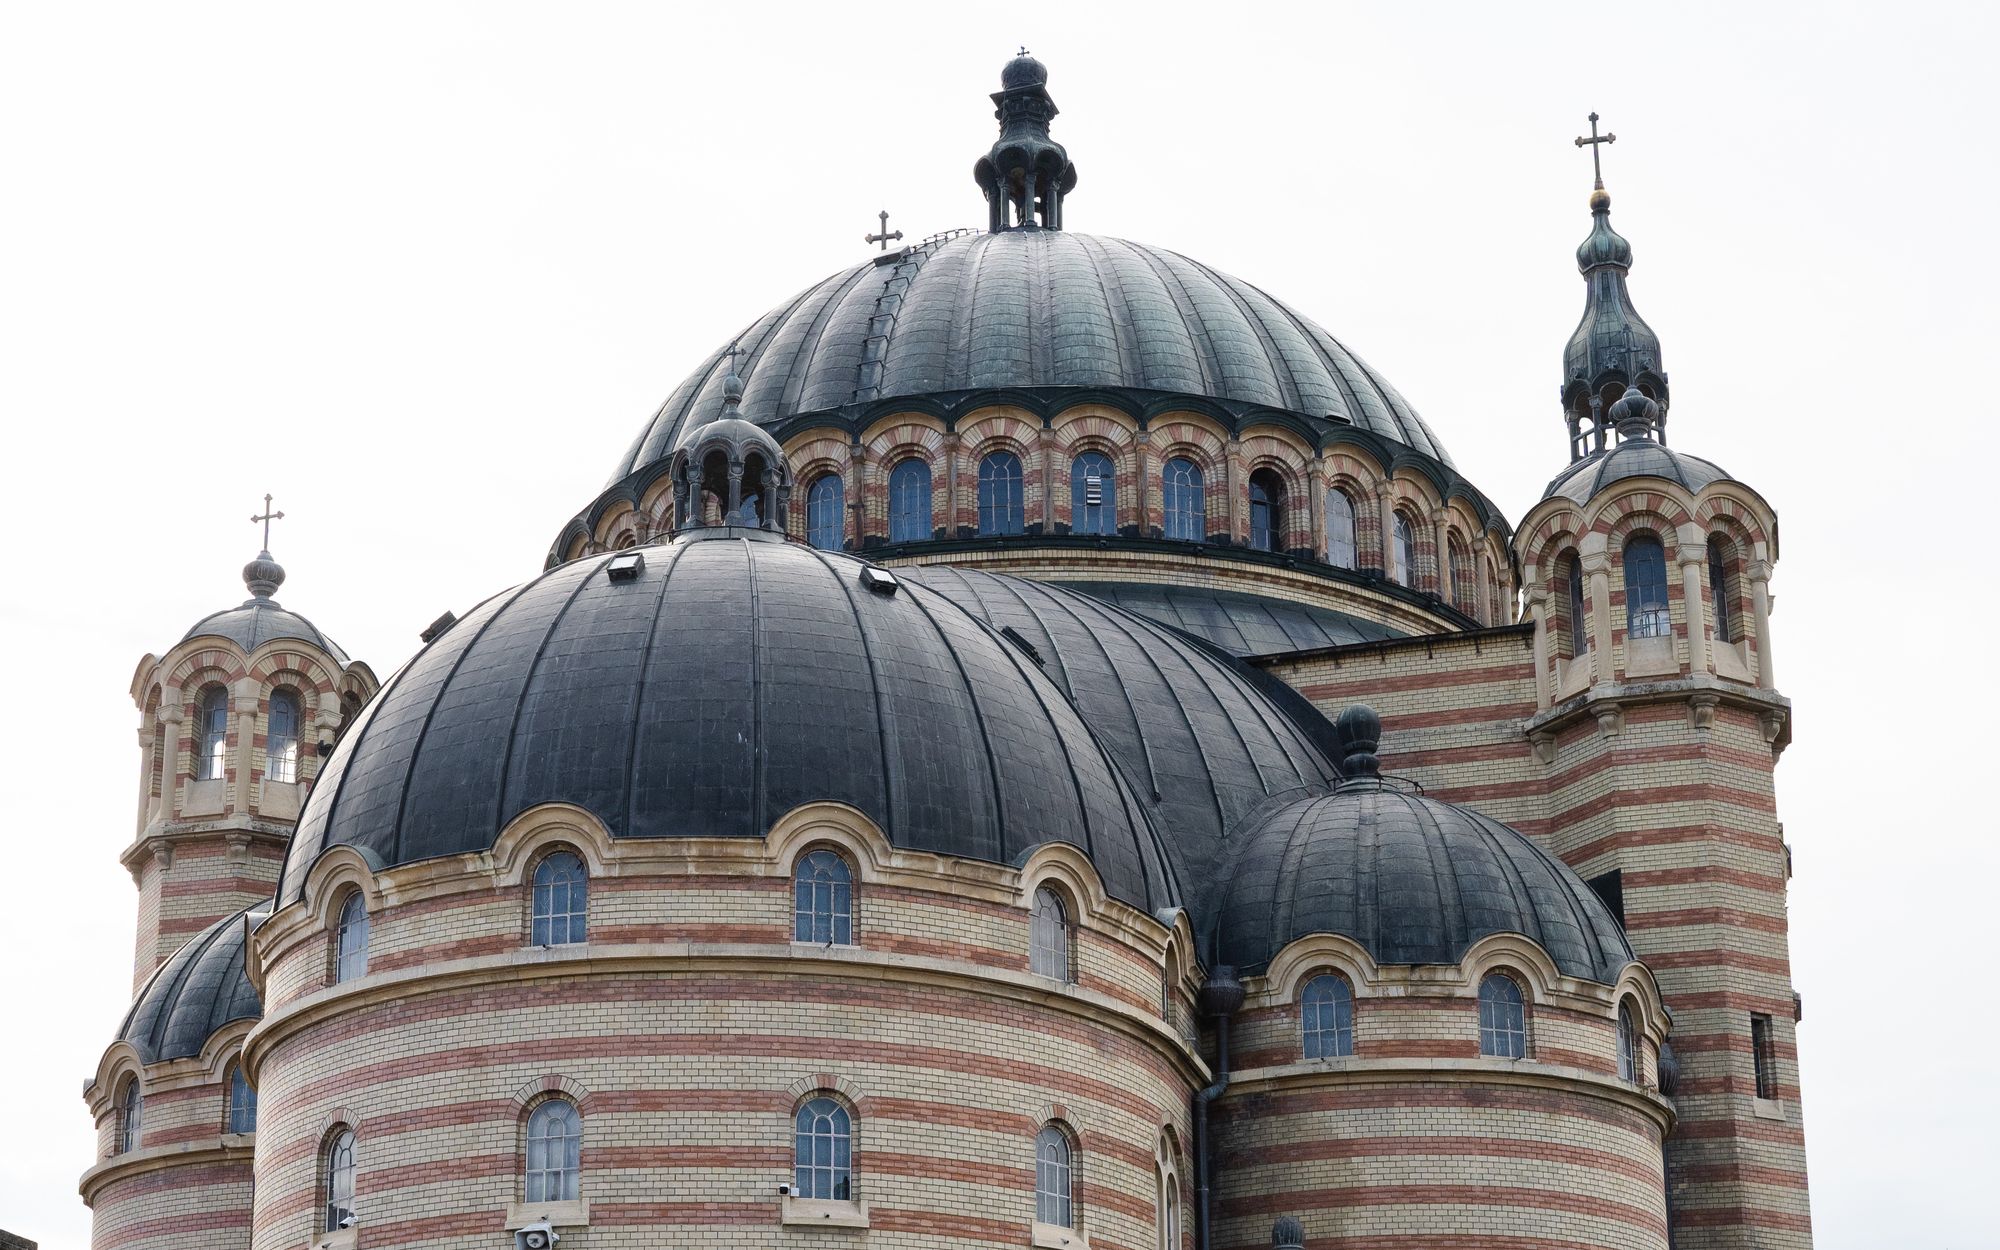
xmin=1450 ymin=539 xmax=1475 ymax=611
xmin=266 ymin=689 xmax=300 ymax=784
xmin=1035 ymin=1124 xmax=1075 ymax=1227
xmin=1030 ymin=886 xmax=1072 ymax=982
xmin=1617 ymin=1000 xmax=1640 ymax=1083
xmin=978 ymin=452 xmax=1025 ymax=536
xmin=196 ymin=685 xmax=229 ymax=781
xmin=525 ymin=1098 xmax=582 ymax=1202
xmin=228 ymin=1063 xmax=257 ymax=1134
xmin=1300 ymin=973 xmax=1354 ymax=1059
xmin=1162 ymin=458 xmax=1204 ymax=542
xmin=793 ymin=1097 xmax=852 ymax=1200
xmin=806 ymin=474 xmax=845 ymax=551
xmin=1624 ymin=535 xmax=1671 ymax=638
xmin=1565 ymin=554 xmax=1588 ymax=658
xmin=531 ymin=851 xmax=588 ymax=947
xmin=888 ymin=458 xmax=932 ymax=543
xmin=1478 ymin=973 xmax=1526 ymax=1059
xmin=1751 ymin=1013 xmax=1778 ymax=1100
xmin=793 ymin=849 xmax=854 ymax=945
xmin=323 ymin=1128 xmax=356 ymax=1233
xmin=1070 ymin=451 xmax=1116 ymax=536
xmin=1709 ymin=535 xmax=1734 ymax=644
xmin=1326 ymin=489 xmax=1357 ymax=569
xmin=1164 ymin=1173 xmax=1179 ymax=1250
xmin=118 ymin=1077 xmax=142 ymax=1154
xmin=334 ymin=892 xmax=369 ymax=983
xmin=1248 ymin=469 xmax=1286 ymax=552
xmin=1391 ymin=513 xmax=1416 ymax=587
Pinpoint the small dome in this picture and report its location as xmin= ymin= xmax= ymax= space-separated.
xmin=181 ymin=550 xmax=348 ymax=663
xmin=283 ymin=535 xmax=1177 ymax=911
xmin=1575 ymin=191 xmax=1634 ymax=270
xmin=118 ymin=909 xmax=263 ymax=1064
xmin=1001 ymin=51 xmax=1048 ymax=89
xmin=1542 ymin=438 xmax=1732 ymax=505
xmin=1217 ymin=737 xmax=1632 ymax=982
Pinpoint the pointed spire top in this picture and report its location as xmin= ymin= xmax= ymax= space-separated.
xmin=1560 ymin=115 xmax=1666 ymax=461
xmin=975 ymin=51 xmax=1077 ymax=232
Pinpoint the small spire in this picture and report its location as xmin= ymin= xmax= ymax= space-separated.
xmin=974 ymin=51 xmax=1077 ymax=232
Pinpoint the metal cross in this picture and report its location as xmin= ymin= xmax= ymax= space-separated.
xmin=723 ymin=340 xmax=745 ymax=372
xmin=250 ymin=493 xmax=284 ymax=549
xmin=864 ymin=209 xmax=904 ymax=251
xmin=1574 ymin=112 xmax=1616 ymax=188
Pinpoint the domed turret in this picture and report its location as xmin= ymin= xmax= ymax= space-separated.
xmin=181 ymin=542 xmax=347 ymax=662
xmin=974 ymin=49 xmax=1077 ymax=231
xmin=668 ymin=354 xmax=793 ymax=532
xmin=1561 ymin=115 xmax=1667 ymax=461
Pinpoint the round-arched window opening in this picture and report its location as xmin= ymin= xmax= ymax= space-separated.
xmin=1249 ymin=469 xmax=1286 ymax=552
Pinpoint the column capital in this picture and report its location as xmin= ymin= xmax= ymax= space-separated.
xmin=1747 ymin=559 xmax=1774 ymax=583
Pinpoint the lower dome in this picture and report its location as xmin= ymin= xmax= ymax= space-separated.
xmin=118 ymin=908 xmax=261 ymax=1064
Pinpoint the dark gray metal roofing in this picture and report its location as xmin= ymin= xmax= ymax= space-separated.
xmin=1542 ymin=438 xmax=1731 ymax=505
xmin=901 ymin=567 xmax=1341 ymax=921
xmin=118 ymin=908 xmax=262 ymax=1064
xmin=608 ymin=228 xmax=1452 ymax=483
xmin=282 ymin=533 xmax=1176 ymax=912
xmin=1217 ymin=787 xmax=1633 ymax=983
xmin=1052 ymin=581 xmax=1404 ymax=656
xmin=182 ymin=599 xmax=348 ymax=664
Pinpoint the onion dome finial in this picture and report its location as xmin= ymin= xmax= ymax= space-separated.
xmin=242 ymin=549 xmax=286 ymax=601
xmin=974 ymin=50 xmax=1078 ymax=232
xmin=1334 ymin=704 xmax=1382 ymax=783
xmin=1272 ymin=1216 xmax=1307 ymax=1250
xmin=1608 ymin=384 xmax=1663 ymax=441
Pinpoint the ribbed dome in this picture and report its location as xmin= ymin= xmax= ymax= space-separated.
xmin=281 ymin=532 xmax=1176 ymax=911
xmin=1543 ymin=438 xmax=1731 ymax=505
xmin=1217 ymin=787 xmax=1633 ymax=983
xmin=118 ymin=909 xmax=262 ymax=1064
xmin=182 ymin=600 xmax=347 ymax=664
xmin=902 ymin=567 xmax=1341 ymax=920
xmin=605 ymin=229 xmax=1453 ymax=485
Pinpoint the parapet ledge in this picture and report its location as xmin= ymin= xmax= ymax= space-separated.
xmin=1524 ymin=673 xmax=1792 ymax=757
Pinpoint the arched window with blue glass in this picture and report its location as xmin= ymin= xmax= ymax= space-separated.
xmin=806 ymin=473 xmax=845 ymax=551
xmin=1623 ymin=534 xmax=1671 ymax=638
xmin=888 ymin=458 xmax=932 ymax=543
xmin=1326 ymin=488 xmax=1357 ymax=569
xmin=531 ymin=850 xmax=588 ymax=947
xmin=1300 ymin=972 xmax=1354 ymax=1059
xmin=1070 ymin=450 xmax=1116 ymax=535
xmin=266 ymin=688 xmax=301 ymax=784
xmin=1249 ymin=468 xmax=1287 ymax=552
xmin=978 ymin=451 xmax=1025 ymax=536
xmin=196 ymin=685 xmax=229 ymax=781
xmin=1162 ymin=457 xmax=1204 ymax=542
xmin=334 ymin=891 xmax=369 ymax=983
xmin=227 ymin=1061 xmax=257 ymax=1134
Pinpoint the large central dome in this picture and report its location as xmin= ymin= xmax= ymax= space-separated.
xmin=607 ymin=228 xmax=1453 ymax=486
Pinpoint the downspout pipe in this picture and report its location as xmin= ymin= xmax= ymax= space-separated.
xmin=1194 ymin=966 xmax=1246 ymax=1250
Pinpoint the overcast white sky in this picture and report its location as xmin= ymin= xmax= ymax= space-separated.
xmin=3 ymin=2 xmax=1995 ymax=1245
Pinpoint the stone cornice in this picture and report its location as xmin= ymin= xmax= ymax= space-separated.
xmin=78 ymin=1137 xmax=253 ymax=1206
xmin=120 ymin=819 xmax=290 ymax=875
xmin=1524 ymin=674 xmax=1792 ymax=756
xmin=1226 ymin=1056 xmax=1676 ymax=1134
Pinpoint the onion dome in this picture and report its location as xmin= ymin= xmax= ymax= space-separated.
xmin=975 ymin=50 xmax=1076 ymax=231
xmin=1000 ymin=49 xmax=1047 ymax=90
xmin=117 ymin=908 xmax=262 ymax=1063
xmin=1562 ymin=181 xmax=1667 ymax=460
xmin=281 ymin=533 xmax=1176 ymax=911
xmin=181 ymin=548 xmax=348 ymax=663
xmin=901 ymin=567 xmax=1341 ymax=917
xmin=1216 ymin=707 xmax=1632 ymax=982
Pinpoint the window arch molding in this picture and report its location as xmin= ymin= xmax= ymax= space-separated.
xmin=1016 ymin=843 xmax=1108 ymax=929
xmin=1256 ymin=934 xmax=1378 ymax=1012
xmin=762 ymin=802 xmax=890 ymax=888
xmin=300 ymin=844 xmax=384 ymax=934
xmin=1457 ymin=932 xmax=1561 ymax=1005
xmin=489 ymin=809 xmax=615 ymax=888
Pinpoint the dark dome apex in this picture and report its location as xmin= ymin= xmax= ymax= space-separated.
xmin=282 ymin=534 xmax=1176 ymax=911
xmin=1001 ymin=50 xmax=1047 ymax=89
xmin=1217 ymin=783 xmax=1633 ymax=983
xmin=1543 ymin=438 xmax=1732 ymax=505
xmin=182 ymin=551 xmax=347 ymax=663
xmin=118 ymin=908 xmax=263 ymax=1064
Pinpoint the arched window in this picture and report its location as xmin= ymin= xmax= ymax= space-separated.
xmin=266 ymin=689 xmax=301 ymax=784
xmin=888 ymin=458 xmax=932 ymax=543
xmin=227 ymin=1063 xmax=257 ymax=1134
xmin=1030 ymin=886 xmax=1072 ymax=981
xmin=978 ymin=451 xmax=1025 ymax=536
xmin=1618 ymin=1000 xmax=1640 ymax=1082
xmin=334 ymin=892 xmax=369 ymax=983
xmin=1326 ymin=489 xmax=1357 ymax=569
xmin=196 ymin=685 xmax=230 ymax=781
xmin=1449 ymin=538 xmax=1475 ymax=611
xmin=1163 ymin=1172 xmax=1179 ymax=1250
xmin=1162 ymin=458 xmax=1204 ymax=542
xmin=806 ymin=474 xmax=845 ymax=551
xmin=1478 ymin=973 xmax=1527 ymax=1059
xmin=1248 ymin=469 xmax=1286 ymax=552
xmin=525 ymin=1098 xmax=582 ymax=1202
xmin=1565 ymin=553 xmax=1588 ymax=658
xmin=793 ymin=849 xmax=854 ymax=945
xmin=531 ymin=851 xmax=588 ymax=947
xmin=1709 ymin=535 xmax=1735 ymax=644
xmin=1623 ymin=535 xmax=1670 ymax=638
xmin=793 ymin=1097 xmax=852 ymax=1200
xmin=1391 ymin=513 xmax=1416 ymax=587
xmin=1070 ymin=451 xmax=1116 ymax=536
xmin=1035 ymin=1124 xmax=1075 ymax=1228
xmin=1300 ymin=973 xmax=1354 ymax=1059
xmin=117 ymin=1077 xmax=142 ymax=1154
xmin=323 ymin=1128 xmax=356 ymax=1233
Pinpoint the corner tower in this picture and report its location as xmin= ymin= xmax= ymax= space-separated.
xmin=1513 ymin=141 xmax=1810 ymax=1247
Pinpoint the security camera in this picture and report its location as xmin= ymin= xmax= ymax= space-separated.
xmin=778 ymin=1182 xmax=801 ymax=1197
xmin=338 ymin=1214 xmax=357 ymax=1229
xmin=516 ymin=1221 xmax=560 ymax=1249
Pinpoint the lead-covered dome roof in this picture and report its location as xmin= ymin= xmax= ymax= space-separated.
xmin=118 ymin=908 xmax=262 ymax=1064
xmin=281 ymin=532 xmax=1176 ymax=911
xmin=605 ymin=228 xmax=1453 ymax=486
xmin=181 ymin=550 xmax=348 ymax=663
xmin=1542 ymin=437 xmax=1731 ymax=505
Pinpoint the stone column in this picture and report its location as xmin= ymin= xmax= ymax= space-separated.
xmin=1580 ymin=537 xmax=1614 ymax=685
xmin=134 ymin=719 xmax=156 ymax=837
xmin=1432 ymin=510 xmax=1453 ymax=602
xmin=1749 ymin=558 xmax=1776 ymax=688
xmin=1135 ymin=428 xmax=1155 ymax=536
xmin=1527 ymin=587 xmax=1552 ymax=710
xmin=233 ymin=680 xmax=262 ymax=815
xmin=846 ymin=440 xmax=867 ymax=547
xmin=1678 ymin=540 xmax=1711 ymax=677
xmin=1475 ymin=545 xmax=1495 ymax=626
xmin=1039 ymin=425 xmax=1058 ymax=533
xmin=1225 ymin=438 xmax=1245 ymax=543
xmin=1375 ymin=482 xmax=1398 ymax=580
xmin=943 ymin=431 xmax=962 ymax=538
xmin=1307 ymin=462 xmax=1327 ymax=562
xmin=157 ymin=693 xmax=182 ymax=819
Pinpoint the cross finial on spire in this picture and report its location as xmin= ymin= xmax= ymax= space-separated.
xmin=1574 ymin=111 xmax=1616 ymax=190
xmin=864 ymin=209 xmax=904 ymax=251
xmin=1019 ymin=45 xmax=1028 ymax=56
xmin=250 ymin=493 xmax=284 ymax=552
xmin=723 ymin=340 xmax=744 ymax=372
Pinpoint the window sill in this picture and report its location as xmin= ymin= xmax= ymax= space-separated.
xmin=1033 ymin=1221 xmax=1090 ymax=1249
xmin=782 ymin=1196 xmax=869 ymax=1228
xmin=505 ymin=1198 xmax=588 ymax=1229
xmin=309 ymin=1230 xmax=355 ymax=1250
xmin=1752 ymin=1096 xmax=1786 ymax=1120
